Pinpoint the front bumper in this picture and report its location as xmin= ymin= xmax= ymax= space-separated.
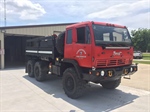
xmin=82 ymin=64 xmax=138 ymax=82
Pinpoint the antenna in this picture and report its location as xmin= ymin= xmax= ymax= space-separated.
xmin=4 ymin=0 xmax=6 ymax=27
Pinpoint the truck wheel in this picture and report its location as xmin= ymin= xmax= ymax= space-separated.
xmin=100 ymin=78 xmax=121 ymax=89
xmin=27 ymin=60 xmax=35 ymax=77
xmin=34 ymin=61 xmax=48 ymax=81
xmin=55 ymin=31 xmax=65 ymax=55
xmin=62 ymin=68 xmax=86 ymax=99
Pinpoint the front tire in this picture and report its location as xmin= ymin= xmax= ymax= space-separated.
xmin=34 ymin=61 xmax=48 ymax=82
xmin=100 ymin=78 xmax=121 ymax=89
xmin=62 ymin=68 xmax=86 ymax=99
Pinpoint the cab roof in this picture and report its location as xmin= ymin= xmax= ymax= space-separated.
xmin=66 ymin=21 xmax=126 ymax=29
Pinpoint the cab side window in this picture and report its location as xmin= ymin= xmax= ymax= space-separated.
xmin=77 ymin=27 xmax=85 ymax=43
xmin=66 ymin=29 xmax=72 ymax=44
xmin=77 ymin=26 xmax=91 ymax=44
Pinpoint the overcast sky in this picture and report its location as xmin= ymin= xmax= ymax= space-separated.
xmin=0 ymin=0 xmax=149 ymax=30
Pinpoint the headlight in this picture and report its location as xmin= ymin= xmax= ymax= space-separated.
xmin=92 ymin=66 xmax=96 ymax=71
xmin=130 ymin=67 xmax=133 ymax=72
xmin=101 ymin=71 xmax=105 ymax=76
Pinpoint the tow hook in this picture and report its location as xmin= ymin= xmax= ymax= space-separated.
xmin=123 ymin=75 xmax=131 ymax=79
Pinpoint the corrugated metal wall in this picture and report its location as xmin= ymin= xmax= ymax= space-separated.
xmin=5 ymin=25 xmax=68 ymax=36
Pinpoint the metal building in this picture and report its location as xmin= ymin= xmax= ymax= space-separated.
xmin=0 ymin=23 xmax=73 ymax=69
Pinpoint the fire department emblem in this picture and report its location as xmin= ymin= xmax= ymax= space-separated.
xmin=76 ymin=49 xmax=86 ymax=59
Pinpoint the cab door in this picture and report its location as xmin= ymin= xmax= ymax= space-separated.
xmin=64 ymin=29 xmax=73 ymax=58
xmin=73 ymin=26 xmax=92 ymax=68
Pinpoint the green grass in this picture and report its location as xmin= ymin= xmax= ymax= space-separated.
xmin=143 ymin=53 xmax=150 ymax=60
xmin=133 ymin=60 xmax=150 ymax=64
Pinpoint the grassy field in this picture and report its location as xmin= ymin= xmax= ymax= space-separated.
xmin=133 ymin=60 xmax=150 ymax=64
xmin=133 ymin=53 xmax=150 ymax=64
xmin=142 ymin=53 xmax=150 ymax=60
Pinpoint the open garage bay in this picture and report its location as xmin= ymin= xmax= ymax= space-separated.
xmin=4 ymin=34 xmax=40 ymax=68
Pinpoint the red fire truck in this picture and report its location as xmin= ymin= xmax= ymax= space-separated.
xmin=26 ymin=21 xmax=138 ymax=99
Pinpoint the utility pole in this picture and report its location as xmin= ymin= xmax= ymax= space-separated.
xmin=4 ymin=0 xmax=6 ymax=27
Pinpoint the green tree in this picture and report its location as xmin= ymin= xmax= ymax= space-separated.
xmin=131 ymin=28 xmax=150 ymax=52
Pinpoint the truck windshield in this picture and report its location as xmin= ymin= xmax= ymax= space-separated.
xmin=92 ymin=24 xmax=132 ymax=47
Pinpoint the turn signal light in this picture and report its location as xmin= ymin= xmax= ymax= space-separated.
xmin=56 ymin=58 xmax=59 ymax=61
xmin=134 ymin=68 xmax=137 ymax=71
xmin=89 ymin=71 xmax=92 ymax=75
xmin=124 ymin=69 xmax=128 ymax=75
xmin=108 ymin=71 xmax=113 ymax=77
xmin=96 ymin=72 xmax=100 ymax=76
xmin=49 ymin=63 xmax=52 ymax=69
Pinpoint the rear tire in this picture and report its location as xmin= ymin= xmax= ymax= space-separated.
xmin=27 ymin=60 xmax=35 ymax=77
xmin=34 ymin=61 xmax=48 ymax=81
xmin=100 ymin=78 xmax=121 ymax=89
xmin=62 ymin=68 xmax=86 ymax=99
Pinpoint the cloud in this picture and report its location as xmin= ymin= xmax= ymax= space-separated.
xmin=86 ymin=0 xmax=149 ymax=19
xmin=84 ymin=0 xmax=149 ymax=29
xmin=6 ymin=0 xmax=46 ymax=20
xmin=87 ymin=3 xmax=129 ymax=19
xmin=39 ymin=0 xmax=149 ymax=29
xmin=118 ymin=12 xmax=150 ymax=28
xmin=0 ymin=0 xmax=149 ymax=29
xmin=36 ymin=1 xmax=116 ymax=17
